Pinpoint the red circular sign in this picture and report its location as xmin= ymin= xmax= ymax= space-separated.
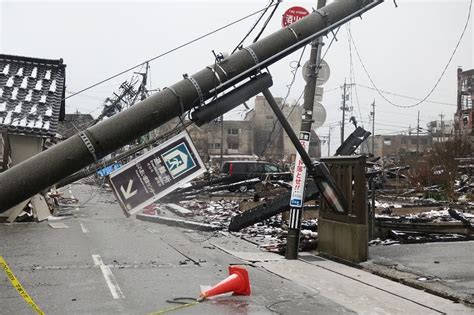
xmin=282 ymin=6 xmax=310 ymax=28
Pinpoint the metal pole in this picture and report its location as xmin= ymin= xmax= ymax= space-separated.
xmin=0 ymin=0 xmax=382 ymax=212
xmin=439 ymin=113 xmax=444 ymax=142
xmin=285 ymin=0 xmax=326 ymax=260
xmin=371 ymin=100 xmax=375 ymax=155
xmin=341 ymin=81 xmax=347 ymax=145
xmin=262 ymin=89 xmax=313 ymax=168
xmin=220 ymin=115 xmax=224 ymax=170
xmin=416 ymin=110 xmax=420 ymax=153
xmin=263 ymin=88 xmax=348 ymax=214
xmin=328 ymin=126 xmax=331 ymax=156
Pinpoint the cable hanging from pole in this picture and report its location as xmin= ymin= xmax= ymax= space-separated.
xmin=349 ymin=0 xmax=472 ymax=109
xmin=260 ymin=26 xmax=342 ymax=157
xmin=231 ymin=0 xmax=275 ymax=54
xmin=65 ymin=2 xmax=279 ymax=102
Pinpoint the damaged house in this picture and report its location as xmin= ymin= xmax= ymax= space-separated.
xmin=0 ymin=54 xmax=66 ymax=218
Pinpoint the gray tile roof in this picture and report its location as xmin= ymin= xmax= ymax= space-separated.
xmin=0 ymin=54 xmax=66 ymax=137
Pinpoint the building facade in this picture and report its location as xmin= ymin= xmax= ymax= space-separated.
xmin=366 ymin=134 xmax=433 ymax=158
xmin=455 ymin=67 xmax=474 ymax=137
xmin=153 ymin=94 xmax=321 ymax=165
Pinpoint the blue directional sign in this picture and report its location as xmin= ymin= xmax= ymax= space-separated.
xmin=108 ymin=133 xmax=205 ymax=216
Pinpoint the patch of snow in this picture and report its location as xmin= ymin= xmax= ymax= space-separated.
xmin=44 ymin=107 xmax=52 ymax=117
xmin=35 ymin=118 xmax=43 ymax=128
xmin=3 ymin=112 xmax=12 ymax=124
xmin=49 ymin=80 xmax=57 ymax=93
xmin=16 ymin=67 xmax=23 ymax=76
xmin=35 ymin=80 xmax=43 ymax=91
xmin=43 ymin=120 xmax=50 ymax=130
xmin=1 ymin=64 xmax=9 ymax=75
xmin=0 ymin=101 xmax=6 ymax=111
xmin=20 ymin=77 xmax=28 ymax=89
xmin=0 ymin=88 xmax=3 ymax=98
xmin=30 ymin=67 xmax=37 ymax=78
xmin=19 ymin=117 xmax=28 ymax=127
xmin=30 ymin=104 xmax=37 ymax=114
xmin=27 ymin=119 xmax=35 ymax=128
xmin=44 ymin=70 xmax=51 ymax=80
xmin=11 ymin=87 xmax=18 ymax=100
xmin=40 ymin=95 xmax=47 ymax=103
xmin=25 ymin=90 xmax=33 ymax=102
xmin=6 ymin=76 xmax=14 ymax=87
xmin=14 ymin=102 xmax=22 ymax=113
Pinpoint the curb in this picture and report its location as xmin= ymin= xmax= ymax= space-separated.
xmin=136 ymin=213 xmax=222 ymax=232
xmin=361 ymin=263 xmax=474 ymax=307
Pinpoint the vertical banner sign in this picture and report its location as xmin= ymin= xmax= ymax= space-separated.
xmin=290 ymin=131 xmax=311 ymax=207
xmin=282 ymin=6 xmax=310 ymax=28
xmin=108 ymin=133 xmax=205 ymax=216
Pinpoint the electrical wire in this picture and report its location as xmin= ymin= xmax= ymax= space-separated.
xmin=260 ymin=26 xmax=342 ymax=156
xmin=231 ymin=0 xmax=274 ymax=54
xmin=348 ymin=0 xmax=472 ymax=108
xmin=252 ymin=0 xmax=281 ymax=43
xmin=355 ymin=83 xmax=457 ymax=107
xmin=346 ymin=23 xmax=364 ymax=129
xmin=65 ymin=2 xmax=278 ymax=102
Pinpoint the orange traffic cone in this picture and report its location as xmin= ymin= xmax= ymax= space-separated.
xmin=199 ymin=266 xmax=251 ymax=299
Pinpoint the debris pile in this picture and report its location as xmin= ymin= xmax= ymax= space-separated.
xmin=373 ymin=206 xmax=474 ymax=245
xmin=148 ymin=199 xmax=319 ymax=254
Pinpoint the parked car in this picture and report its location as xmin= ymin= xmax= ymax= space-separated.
xmin=220 ymin=161 xmax=291 ymax=192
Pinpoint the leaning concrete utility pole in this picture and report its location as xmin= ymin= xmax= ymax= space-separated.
xmin=0 ymin=0 xmax=383 ymax=212
xmin=286 ymin=0 xmax=326 ymax=260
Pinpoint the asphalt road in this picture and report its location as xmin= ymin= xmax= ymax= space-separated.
xmin=366 ymin=241 xmax=474 ymax=304
xmin=0 ymin=184 xmax=352 ymax=315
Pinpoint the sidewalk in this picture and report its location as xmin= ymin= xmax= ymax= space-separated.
xmin=211 ymin=235 xmax=472 ymax=314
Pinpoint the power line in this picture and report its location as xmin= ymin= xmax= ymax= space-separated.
xmin=346 ymin=23 xmax=364 ymax=130
xmin=260 ymin=26 xmax=341 ymax=156
xmin=355 ymin=83 xmax=457 ymax=107
xmin=348 ymin=0 xmax=472 ymax=109
xmin=65 ymin=2 xmax=279 ymax=101
xmin=231 ymin=0 xmax=275 ymax=54
xmin=252 ymin=0 xmax=281 ymax=43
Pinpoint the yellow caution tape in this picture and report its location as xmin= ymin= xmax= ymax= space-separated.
xmin=147 ymin=300 xmax=200 ymax=315
xmin=0 ymin=256 xmax=45 ymax=315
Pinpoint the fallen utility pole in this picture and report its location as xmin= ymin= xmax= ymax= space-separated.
xmin=55 ymin=120 xmax=193 ymax=188
xmin=0 ymin=0 xmax=383 ymax=212
xmin=286 ymin=0 xmax=326 ymax=260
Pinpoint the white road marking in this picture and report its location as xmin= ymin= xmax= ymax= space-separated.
xmin=92 ymin=254 xmax=125 ymax=299
xmin=80 ymin=223 xmax=89 ymax=233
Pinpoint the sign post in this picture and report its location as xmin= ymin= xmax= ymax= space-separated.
xmin=285 ymin=0 xmax=327 ymax=260
xmin=108 ymin=133 xmax=205 ymax=216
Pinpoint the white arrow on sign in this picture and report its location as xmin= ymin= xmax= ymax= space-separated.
xmin=120 ymin=179 xmax=137 ymax=200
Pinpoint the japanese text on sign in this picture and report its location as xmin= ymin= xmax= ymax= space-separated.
xmin=290 ymin=131 xmax=311 ymax=207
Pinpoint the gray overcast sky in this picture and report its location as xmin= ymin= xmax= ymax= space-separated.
xmin=1 ymin=0 xmax=472 ymax=154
